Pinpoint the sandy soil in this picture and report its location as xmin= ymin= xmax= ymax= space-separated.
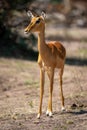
xmin=0 ymin=41 xmax=87 ymax=130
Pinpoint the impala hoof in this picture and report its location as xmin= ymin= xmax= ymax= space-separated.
xmin=46 ymin=110 xmax=53 ymax=117
xmin=37 ymin=113 xmax=41 ymax=119
xmin=61 ymin=106 xmax=66 ymax=111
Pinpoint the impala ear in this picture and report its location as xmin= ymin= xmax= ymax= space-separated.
xmin=41 ymin=12 xmax=46 ymax=19
xmin=27 ymin=10 xmax=34 ymax=18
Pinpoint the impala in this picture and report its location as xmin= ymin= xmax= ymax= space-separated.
xmin=24 ymin=11 xmax=66 ymax=118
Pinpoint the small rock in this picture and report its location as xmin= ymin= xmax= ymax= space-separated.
xmin=71 ymin=103 xmax=77 ymax=109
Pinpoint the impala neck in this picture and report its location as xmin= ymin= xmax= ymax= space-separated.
xmin=38 ymin=29 xmax=47 ymax=54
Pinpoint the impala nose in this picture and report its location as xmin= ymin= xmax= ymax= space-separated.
xmin=24 ymin=29 xmax=28 ymax=34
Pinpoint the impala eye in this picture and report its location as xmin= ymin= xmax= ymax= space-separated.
xmin=36 ymin=19 xmax=40 ymax=24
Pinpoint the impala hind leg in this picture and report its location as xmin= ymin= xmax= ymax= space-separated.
xmin=46 ymin=68 xmax=54 ymax=117
xmin=37 ymin=67 xmax=45 ymax=119
xmin=59 ymin=66 xmax=65 ymax=111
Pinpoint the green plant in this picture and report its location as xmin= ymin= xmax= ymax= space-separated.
xmin=29 ymin=101 xmax=33 ymax=108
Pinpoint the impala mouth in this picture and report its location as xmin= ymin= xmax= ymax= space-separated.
xmin=24 ymin=30 xmax=28 ymax=34
xmin=24 ymin=27 xmax=30 ymax=34
xmin=24 ymin=28 xmax=29 ymax=34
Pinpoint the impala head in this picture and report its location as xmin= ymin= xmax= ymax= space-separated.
xmin=24 ymin=11 xmax=46 ymax=34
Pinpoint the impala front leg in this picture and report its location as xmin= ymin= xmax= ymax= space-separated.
xmin=37 ymin=66 xmax=45 ymax=119
xmin=46 ymin=68 xmax=54 ymax=117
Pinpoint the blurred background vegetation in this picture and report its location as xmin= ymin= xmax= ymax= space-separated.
xmin=0 ymin=0 xmax=87 ymax=60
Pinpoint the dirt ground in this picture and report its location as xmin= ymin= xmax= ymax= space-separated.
xmin=0 ymin=41 xmax=87 ymax=130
